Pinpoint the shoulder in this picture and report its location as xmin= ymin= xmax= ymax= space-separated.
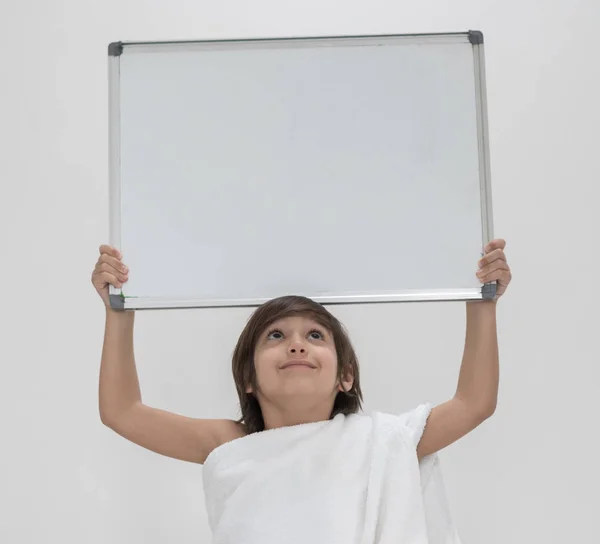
xmin=397 ymin=403 xmax=433 ymax=446
xmin=370 ymin=403 xmax=433 ymax=450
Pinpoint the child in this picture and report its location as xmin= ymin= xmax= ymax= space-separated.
xmin=93 ymin=240 xmax=511 ymax=543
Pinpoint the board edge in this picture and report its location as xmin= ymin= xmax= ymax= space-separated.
xmin=108 ymin=41 xmax=124 ymax=56
xmin=468 ymin=30 xmax=484 ymax=44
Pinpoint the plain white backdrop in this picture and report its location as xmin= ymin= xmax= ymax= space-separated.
xmin=1 ymin=1 xmax=598 ymax=543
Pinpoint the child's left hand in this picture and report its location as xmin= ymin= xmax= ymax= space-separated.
xmin=476 ymin=238 xmax=512 ymax=298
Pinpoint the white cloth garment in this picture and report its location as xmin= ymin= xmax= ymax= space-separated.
xmin=202 ymin=403 xmax=462 ymax=544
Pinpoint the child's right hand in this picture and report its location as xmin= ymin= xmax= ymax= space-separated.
xmin=91 ymin=245 xmax=129 ymax=308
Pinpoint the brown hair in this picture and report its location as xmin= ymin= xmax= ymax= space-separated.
xmin=231 ymin=295 xmax=363 ymax=434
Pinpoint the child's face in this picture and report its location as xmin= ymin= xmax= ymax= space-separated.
xmin=249 ymin=315 xmax=351 ymax=414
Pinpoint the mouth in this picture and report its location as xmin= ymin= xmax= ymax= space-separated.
xmin=280 ymin=360 xmax=317 ymax=370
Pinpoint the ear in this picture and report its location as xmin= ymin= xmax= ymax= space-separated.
xmin=337 ymin=365 xmax=354 ymax=392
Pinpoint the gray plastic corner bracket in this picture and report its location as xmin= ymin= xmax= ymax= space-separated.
xmin=468 ymin=30 xmax=484 ymax=44
xmin=109 ymin=294 xmax=126 ymax=309
xmin=108 ymin=42 xmax=124 ymax=56
xmin=481 ymin=282 xmax=497 ymax=299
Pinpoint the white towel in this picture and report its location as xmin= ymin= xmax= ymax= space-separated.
xmin=203 ymin=403 xmax=462 ymax=543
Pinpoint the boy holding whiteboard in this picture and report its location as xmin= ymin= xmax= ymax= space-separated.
xmin=92 ymin=239 xmax=511 ymax=543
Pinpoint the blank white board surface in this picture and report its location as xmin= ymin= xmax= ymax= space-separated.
xmin=108 ymin=31 xmax=495 ymax=310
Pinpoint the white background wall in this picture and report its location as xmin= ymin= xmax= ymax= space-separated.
xmin=2 ymin=1 xmax=598 ymax=543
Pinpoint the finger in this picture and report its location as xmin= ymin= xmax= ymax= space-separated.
xmin=98 ymin=253 xmax=128 ymax=274
xmin=484 ymin=239 xmax=506 ymax=254
xmin=93 ymin=270 xmax=125 ymax=289
xmin=478 ymin=266 xmax=511 ymax=285
xmin=477 ymin=258 xmax=510 ymax=278
xmin=478 ymin=248 xmax=507 ymax=268
xmin=99 ymin=245 xmax=122 ymax=259
xmin=95 ymin=261 xmax=129 ymax=281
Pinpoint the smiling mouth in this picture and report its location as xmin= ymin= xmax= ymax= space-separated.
xmin=281 ymin=361 xmax=317 ymax=369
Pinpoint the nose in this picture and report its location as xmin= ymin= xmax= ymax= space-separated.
xmin=288 ymin=339 xmax=306 ymax=355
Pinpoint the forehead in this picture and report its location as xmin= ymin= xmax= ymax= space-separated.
xmin=267 ymin=315 xmax=324 ymax=329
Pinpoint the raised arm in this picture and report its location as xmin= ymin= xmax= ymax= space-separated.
xmin=93 ymin=245 xmax=244 ymax=464
xmin=416 ymin=239 xmax=511 ymax=460
xmin=98 ymin=308 xmax=140 ymax=422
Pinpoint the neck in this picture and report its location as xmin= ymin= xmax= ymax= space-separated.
xmin=261 ymin=399 xmax=335 ymax=430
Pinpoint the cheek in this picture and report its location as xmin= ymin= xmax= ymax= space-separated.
xmin=253 ymin=349 xmax=278 ymax=379
xmin=320 ymin=348 xmax=339 ymax=371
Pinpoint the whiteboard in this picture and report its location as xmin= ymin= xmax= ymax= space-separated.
xmin=107 ymin=31 xmax=495 ymax=310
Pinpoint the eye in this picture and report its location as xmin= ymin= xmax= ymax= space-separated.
xmin=266 ymin=329 xmax=283 ymax=340
xmin=308 ymin=329 xmax=325 ymax=340
xmin=265 ymin=328 xmax=326 ymax=341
